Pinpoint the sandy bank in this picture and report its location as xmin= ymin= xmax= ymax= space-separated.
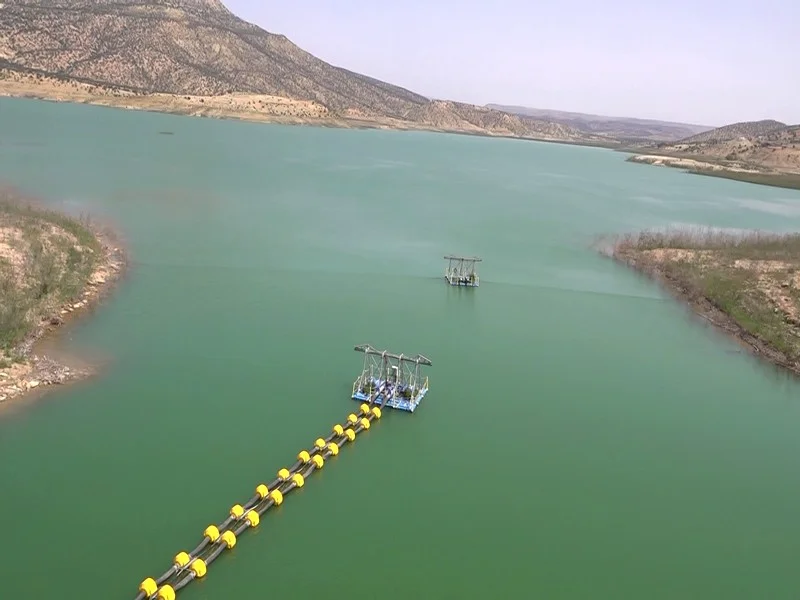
xmin=0 ymin=187 xmax=127 ymax=408
xmin=627 ymin=153 xmax=761 ymax=174
xmin=626 ymin=153 xmax=800 ymax=190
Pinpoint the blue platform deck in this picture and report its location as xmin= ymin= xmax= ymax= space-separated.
xmin=352 ymin=378 xmax=428 ymax=413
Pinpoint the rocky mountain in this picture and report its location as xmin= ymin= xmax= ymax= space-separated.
xmin=487 ymin=103 xmax=712 ymax=143
xmin=0 ymin=0 xmax=594 ymax=141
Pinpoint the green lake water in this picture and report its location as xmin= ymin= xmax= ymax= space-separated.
xmin=2 ymin=98 xmax=800 ymax=599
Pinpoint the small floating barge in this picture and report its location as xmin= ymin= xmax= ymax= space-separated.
xmin=351 ymin=344 xmax=432 ymax=413
xmin=444 ymin=255 xmax=482 ymax=287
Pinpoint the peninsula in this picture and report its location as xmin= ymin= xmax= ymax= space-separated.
xmin=0 ymin=188 xmax=125 ymax=406
xmin=604 ymin=228 xmax=800 ymax=377
xmin=624 ymin=120 xmax=800 ymax=190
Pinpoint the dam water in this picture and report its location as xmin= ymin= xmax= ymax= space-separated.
xmin=1 ymin=98 xmax=800 ymax=599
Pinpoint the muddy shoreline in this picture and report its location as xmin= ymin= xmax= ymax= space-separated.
xmin=611 ymin=249 xmax=800 ymax=378
xmin=0 ymin=193 xmax=128 ymax=407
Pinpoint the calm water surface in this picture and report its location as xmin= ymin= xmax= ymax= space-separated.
xmin=2 ymin=98 xmax=800 ymax=599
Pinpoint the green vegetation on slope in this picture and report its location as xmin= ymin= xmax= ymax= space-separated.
xmin=684 ymin=168 xmax=800 ymax=191
xmin=610 ymin=228 xmax=800 ymax=371
xmin=0 ymin=192 xmax=100 ymax=361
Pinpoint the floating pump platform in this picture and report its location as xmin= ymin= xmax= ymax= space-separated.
xmin=444 ymin=254 xmax=481 ymax=287
xmin=351 ymin=344 xmax=432 ymax=413
xmin=132 ymin=403 xmax=383 ymax=600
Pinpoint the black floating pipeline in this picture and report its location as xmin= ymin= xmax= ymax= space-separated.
xmin=133 ymin=404 xmax=381 ymax=600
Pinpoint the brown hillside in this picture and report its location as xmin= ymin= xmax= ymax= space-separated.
xmin=0 ymin=0 xmax=593 ymax=140
xmin=410 ymin=101 xmax=584 ymax=140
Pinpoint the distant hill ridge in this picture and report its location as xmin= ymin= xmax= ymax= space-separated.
xmin=0 ymin=0 xmax=594 ymax=141
xmin=676 ymin=119 xmax=788 ymax=144
xmin=486 ymin=103 xmax=712 ymax=143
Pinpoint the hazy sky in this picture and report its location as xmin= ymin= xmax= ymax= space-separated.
xmin=225 ymin=0 xmax=799 ymax=127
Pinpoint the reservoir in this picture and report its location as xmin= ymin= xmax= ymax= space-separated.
xmin=1 ymin=98 xmax=800 ymax=599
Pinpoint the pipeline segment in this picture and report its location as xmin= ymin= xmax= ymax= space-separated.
xmin=133 ymin=404 xmax=382 ymax=600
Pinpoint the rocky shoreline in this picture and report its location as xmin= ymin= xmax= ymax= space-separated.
xmin=0 ymin=207 xmax=127 ymax=407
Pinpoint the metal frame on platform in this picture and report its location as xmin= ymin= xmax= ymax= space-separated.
xmin=351 ymin=344 xmax=431 ymax=412
xmin=444 ymin=255 xmax=481 ymax=286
